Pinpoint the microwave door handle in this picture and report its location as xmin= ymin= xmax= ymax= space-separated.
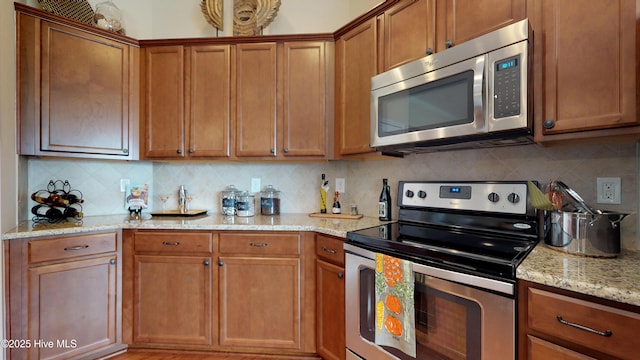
xmin=473 ymin=55 xmax=487 ymax=131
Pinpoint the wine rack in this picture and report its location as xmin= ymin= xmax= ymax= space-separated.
xmin=31 ymin=180 xmax=84 ymax=223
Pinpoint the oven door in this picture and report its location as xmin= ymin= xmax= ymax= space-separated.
xmin=345 ymin=244 xmax=515 ymax=360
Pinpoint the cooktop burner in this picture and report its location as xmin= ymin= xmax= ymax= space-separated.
xmin=346 ymin=181 xmax=544 ymax=282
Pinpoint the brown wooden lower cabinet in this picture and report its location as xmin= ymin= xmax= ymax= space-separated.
xmin=122 ymin=230 xmax=316 ymax=357
xmin=518 ymin=280 xmax=640 ymax=360
xmin=315 ymin=234 xmax=346 ymax=360
xmin=5 ymin=230 xmax=125 ymax=360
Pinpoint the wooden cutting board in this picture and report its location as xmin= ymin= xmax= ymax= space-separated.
xmin=309 ymin=212 xmax=363 ymax=220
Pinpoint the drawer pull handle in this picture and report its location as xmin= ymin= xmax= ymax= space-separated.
xmin=250 ymin=242 xmax=268 ymax=247
xmin=556 ymin=316 xmax=612 ymax=337
xmin=322 ymin=246 xmax=337 ymax=254
xmin=64 ymin=245 xmax=89 ymax=251
xmin=162 ymin=241 xmax=180 ymax=246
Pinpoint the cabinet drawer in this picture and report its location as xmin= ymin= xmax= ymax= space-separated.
xmin=219 ymin=232 xmax=300 ymax=255
xmin=528 ymin=287 xmax=640 ymax=359
xmin=29 ymin=232 xmax=117 ymax=264
xmin=316 ymin=234 xmax=345 ymax=266
xmin=527 ymin=335 xmax=596 ymax=360
xmin=134 ymin=231 xmax=213 ymax=253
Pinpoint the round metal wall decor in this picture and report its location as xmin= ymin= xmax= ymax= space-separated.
xmin=201 ymin=0 xmax=282 ymax=36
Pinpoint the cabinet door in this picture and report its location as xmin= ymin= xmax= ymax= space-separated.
xmin=335 ymin=18 xmax=378 ymax=156
xmin=218 ymin=256 xmax=301 ymax=350
xmin=380 ymin=0 xmax=433 ymax=72
xmin=133 ymin=255 xmax=212 ymax=346
xmin=235 ymin=43 xmax=278 ymax=157
xmin=143 ymin=46 xmax=185 ymax=158
xmin=436 ymin=0 xmax=525 ymax=52
xmin=281 ymin=41 xmax=328 ymax=158
xmin=316 ymin=259 xmax=345 ymax=360
xmin=186 ymin=45 xmax=233 ymax=158
xmin=534 ymin=0 xmax=637 ymax=137
xmin=28 ymin=255 xmax=119 ymax=360
xmin=39 ymin=21 xmax=134 ymax=158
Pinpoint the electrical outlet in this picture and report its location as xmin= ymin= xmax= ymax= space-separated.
xmin=251 ymin=178 xmax=261 ymax=193
xmin=120 ymin=179 xmax=130 ymax=192
xmin=336 ymin=178 xmax=346 ymax=193
xmin=597 ymin=177 xmax=621 ymax=204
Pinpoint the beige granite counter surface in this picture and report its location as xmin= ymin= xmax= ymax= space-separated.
xmin=517 ymin=243 xmax=640 ymax=307
xmin=1 ymin=213 xmax=385 ymax=240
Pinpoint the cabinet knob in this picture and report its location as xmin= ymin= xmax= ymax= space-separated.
xmin=218 ymin=261 xmax=224 ymax=266
xmin=176 ymin=149 xmax=182 ymax=154
xmin=337 ymin=272 xmax=344 ymax=279
xmin=426 ymin=48 xmax=433 ymax=55
xmin=203 ymin=260 xmax=210 ymax=266
xmin=110 ymin=259 xmax=116 ymax=265
xmin=445 ymin=40 xmax=453 ymax=48
xmin=122 ymin=149 xmax=129 ymax=154
xmin=543 ymin=119 xmax=556 ymax=129
xmin=189 ymin=148 xmax=194 ymax=154
xmin=283 ymin=148 xmax=289 ymax=153
xmin=270 ymin=148 xmax=276 ymax=154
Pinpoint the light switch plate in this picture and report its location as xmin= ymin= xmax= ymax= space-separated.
xmin=336 ymin=178 xmax=345 ymax=193
xmin=251 ymin=178 xmax=261 ymax=193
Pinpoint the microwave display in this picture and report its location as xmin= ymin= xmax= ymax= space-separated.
xmin=377 ymin=71 xmax=474 ymax=138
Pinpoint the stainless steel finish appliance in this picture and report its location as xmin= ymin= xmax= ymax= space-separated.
xmin=345 ymin=181 xmax=543 ymax=360
xmin=371 ymin=20 xmax=533 ymax=155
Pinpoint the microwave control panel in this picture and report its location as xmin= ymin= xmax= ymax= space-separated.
xmin=493 ymin=55 xmax=521 ymax=118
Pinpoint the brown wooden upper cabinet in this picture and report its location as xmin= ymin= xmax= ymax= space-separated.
xmin=335 ymin=0 xmax=526 ymax=157
xmin=529 ymin=0 xmax=639 ymax=142
xmin=142 ymin=39 xmax=332 ymax=160
xmin=142 ymin=44 xmax=232 ymax=159
xmin=16 ymin=6 xmax=139 ymax=160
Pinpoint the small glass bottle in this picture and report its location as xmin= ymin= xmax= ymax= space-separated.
xmin=378 ymin=178 xmax=391 ymax=221
xmin=332 ymin=191 xmax=341 ymax=214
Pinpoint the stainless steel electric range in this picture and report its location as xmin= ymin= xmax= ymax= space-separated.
xmin=345 ymin=180 xmax=544 ymax=360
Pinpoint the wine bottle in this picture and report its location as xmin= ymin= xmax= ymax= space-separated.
xmin=63 ymin=207 xmax=83 ymax=218
xmin=31 ymin=205 xmax=63 ymax=221
xmin=61 ymin=193 xmax=84 ymax=204
xmin=378 ymin=178 xmax=391 ymax=221
xmin=320 ymin=174 xmax=329 ymax=213
xmin=332 ymin=191 xmax=341 ymax=214
xmin=31 ymin=193 xmax=70 ymax=207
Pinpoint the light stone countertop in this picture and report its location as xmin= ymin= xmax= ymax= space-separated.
xmin=1 ymin=213 xmax=384 ymax=240
xmin=5 ymin=214 xmax=639 ymax=308
xmin=517 ymin=242 xmax=640 ymax=307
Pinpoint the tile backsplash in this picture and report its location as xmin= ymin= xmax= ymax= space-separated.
xmin=24 ymin=142 xmax=639 ymax=249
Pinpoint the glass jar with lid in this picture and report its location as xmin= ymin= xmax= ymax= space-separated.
xmin=236 ymin=191 xmax=255 ymax=217
xmin=221 ymin=185 xmax=238 ymax=216
xmin=260 ymin=185 xmax=280 ymax=215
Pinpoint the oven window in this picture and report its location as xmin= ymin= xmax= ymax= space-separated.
xmin=377 ymin=70 xmax=474 ymax=138
xmin=359 ymin=268 xmax=482 ymax=360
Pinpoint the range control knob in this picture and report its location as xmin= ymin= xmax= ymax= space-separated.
xmin=508 ymin=193 xmax=521 ymax=204
xmin=418 ymin=190 xmax=427 ymax=199
xmin=488 ymin=192 xmax=500 ymax=203
xmin=405 ymin=190 xmax=415 ymax=198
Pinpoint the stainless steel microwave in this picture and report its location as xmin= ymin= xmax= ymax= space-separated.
xmin=371 ymin=19 xmax=533 ymax=155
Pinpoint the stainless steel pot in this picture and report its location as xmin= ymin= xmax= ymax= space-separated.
xmin=546 ymin=211 xmax=629 ymax=257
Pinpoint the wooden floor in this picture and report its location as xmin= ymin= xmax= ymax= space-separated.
xmin=107 ymin=349 xmax=321 ymax=360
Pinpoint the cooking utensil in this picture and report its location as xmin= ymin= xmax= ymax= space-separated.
xmin=527 ymin=181 xmax=556 ymax=211
xmin=553 ymin=180 xmax=601 ymax=215
xmin=546 ymin=210 xmax=629 ymax=257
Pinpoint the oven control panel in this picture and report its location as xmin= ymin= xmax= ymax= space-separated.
xmin=399 ymin=181 xmax=532 ymax=215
